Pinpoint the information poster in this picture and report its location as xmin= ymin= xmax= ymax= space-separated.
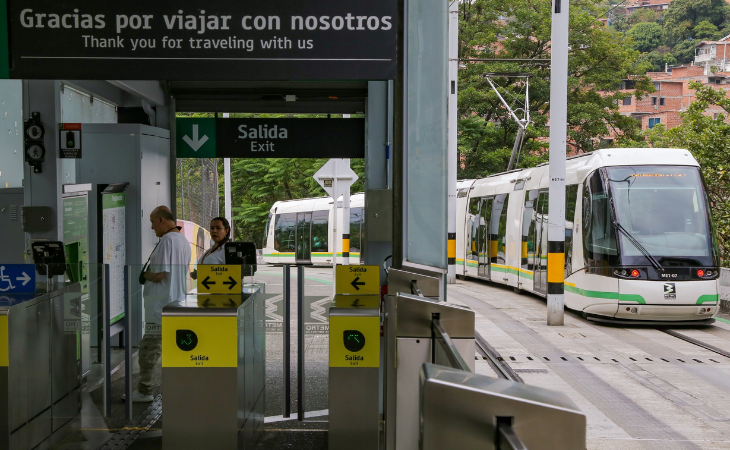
xmin=102 ymin=193 xmax=126 ymax=324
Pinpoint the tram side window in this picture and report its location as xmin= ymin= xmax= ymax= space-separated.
xmin=350 ymin=207 xmax=364 ymax=255
xmin=583 ymin=171 xmax=619 ymax=265
xmin=565 ymin=185 xmax=579 ymax=276
xmin=274 ymin=213 xmax=297 ymax=252
xmin=522 ymin=190 xmax=539 ymax=270
xmin=494 ymin=194 xmax=509 ymax=263
xmin=468 ymin=197 xmax=481 ymax=261
xmin=311 ymin=210 xmax=329 ymax=252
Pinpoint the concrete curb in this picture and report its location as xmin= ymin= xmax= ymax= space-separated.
xmin=721 ymin=268 xmax=730 ymax=313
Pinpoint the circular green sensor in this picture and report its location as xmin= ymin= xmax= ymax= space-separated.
xmin=343 ymin=330 xmax=365 ymax=352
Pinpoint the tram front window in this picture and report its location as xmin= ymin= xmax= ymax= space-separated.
xmin=607 ymin=165 xmax=716 ymax=266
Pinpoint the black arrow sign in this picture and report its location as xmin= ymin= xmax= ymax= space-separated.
xmin=351 ymin=277 xmax=366 ymax=291
xmin=201 ymin=276 xmax=216 ymax=290
xmin=223 ymin=276 xmax=238 ymax=290
xmin=351 ymin=299 xmax=363 ymax=308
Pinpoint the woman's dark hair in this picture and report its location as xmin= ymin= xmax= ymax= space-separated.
xmin=210 ymin=217 xmax=231 ymax=243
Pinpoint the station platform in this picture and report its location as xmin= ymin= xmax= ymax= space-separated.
xmin=449 ymin=277 xmax=730 ymax=450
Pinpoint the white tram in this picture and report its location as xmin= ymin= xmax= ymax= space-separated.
xmin=262 ymin=193 xmax=365 ymax=265
xmin=456 ymin=148 xmax=720 ymax=322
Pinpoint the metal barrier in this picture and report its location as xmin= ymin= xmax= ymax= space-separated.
xmin=419 ymin=363 xmax=586 ymax=450
xmin=385 ymin=271 xmax=587 ymax=450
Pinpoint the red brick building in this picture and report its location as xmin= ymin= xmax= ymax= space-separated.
xmin=603 ymin=64 xmax=730 ymax=145
xmin=625 ymin=0 xmax=671 ymax=15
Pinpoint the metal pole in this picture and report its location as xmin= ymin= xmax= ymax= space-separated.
xmin=103 ymin=264 xmax=111 ymax=417
xmin=124 ymin=265 xmax=133 ymax=419
xmin=223 ymin=113 xmax=233 ymax=240
xmin=447 ymin=0 xmax=458 ymax=284
xmin=342 ymin=159 xmax=351 ymax=266
xmin=547 ymin=0 xmax=568 ymax=326
xmin=297 ymin=265 xmax=305 ymax=420
xmin=507 ymin=126 xmax=526 ymax=171
xmin=283 ymin=264 xmax=291 ymax=418
xmin=332 ymin=160 xmax=338 ymax=296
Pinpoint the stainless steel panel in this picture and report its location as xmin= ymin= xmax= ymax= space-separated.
xmin=163 ymin=367 xmax=238 ymax=450
xmin=27 ymin=408 xmax=52 ymax=449
xmin=395 ymin=338 xmax=429 ymax=450
xmin=366 ymin=189 xmax=393 ymax=242
xmin=420 ymin=363 xmax=586 ymax=450
xmin=26 ymin=300 xmax=52 ymax=419
xmin=329 ymin=367 xmax=379 ymax=450
xmin=388 ymin=268 xmax=441 ymax=300
xmin=8 ymin=307 xmax=27 ymax=434
xmin=394 ymin=293 xmax=474 ymax=338
xmin=0 ymin=188 xmax=26 ymax=264
xmin=0 ymin=367 xmax=8 ymax=445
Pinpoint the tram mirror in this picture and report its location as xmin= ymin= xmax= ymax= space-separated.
xmin=583 ymin=194 xmax=591 ymax=230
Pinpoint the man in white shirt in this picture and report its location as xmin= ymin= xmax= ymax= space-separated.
xmin=135 ymin=206 xmax=191 ymax=402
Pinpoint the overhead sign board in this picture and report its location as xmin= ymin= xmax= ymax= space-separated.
xmin=196 ymin=264 xmax=241 ymax=294
xmin=335 ymin=265 xmax=379 ymax=295
xmin=0 ymin=264 xmax=36 ymax=294
xmin=177 ymin=118 xmax=364 ymax=158
xmin=7 ymin=0 xmax=397 ymax=80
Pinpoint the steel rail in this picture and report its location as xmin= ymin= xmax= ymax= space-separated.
xmin=660 ymin=329 xmax=730 ymax=360
xmin=474 ymin=331 xmax=524 ymax=383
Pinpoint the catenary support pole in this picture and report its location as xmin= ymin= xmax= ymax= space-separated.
xmin=342 ymin=159 xmax=351 ymax=266
xmin=297 ymin=265 xmax=305 ymax=420
xmin=223 ymin=113 xmax=233 ymax=240
xmin=547 ymin=0 xmax=568 ymax=326
xmin=283 ymin=264 xmax=291 ymax=418
xmin=447 ymin=0 xmax=458 ymax=283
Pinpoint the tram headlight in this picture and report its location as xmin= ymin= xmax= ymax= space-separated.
xmin=695 ymin=269 xmax=718 ymax=279
xmin=614 ymin=268 xmax=642 ymax=279
xmin=697 ymin=269 xmax=705 ymax=277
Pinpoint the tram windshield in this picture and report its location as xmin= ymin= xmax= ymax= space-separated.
xmin=607 ymin=165 xmax=716 ymax=266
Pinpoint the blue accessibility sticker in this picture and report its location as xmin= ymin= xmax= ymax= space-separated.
xmin=0 ymin=264 xmax=36 ymax=294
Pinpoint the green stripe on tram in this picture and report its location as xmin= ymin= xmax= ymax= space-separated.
xmin=696 ymin=294 xmax=719 ymax=304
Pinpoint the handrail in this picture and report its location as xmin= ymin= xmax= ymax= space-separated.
xmin=497 ymin=420 xmax=528 ymax=450
xmin=430 ymin=315 xmax=471 ymax=372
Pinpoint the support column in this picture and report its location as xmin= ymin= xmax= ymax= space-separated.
xmin=547 ymin=0 xmax=568 ymax=326
xmin=447 ymin=0 xmax=458 ymax=283
xmin=223 ymin=113 xmax=233 ymax=240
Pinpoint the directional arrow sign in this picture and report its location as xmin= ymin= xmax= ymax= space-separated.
xmin=182 ymin=124 xmax=209 ymax=151
xmin=222 ymin=276 xmax=238 ymax=291
xmin=334 ymin=295 xmax=381 ymax=309
xmin=197 ymin=265 xmax=241 ymax=294
xmin=335 ymin=265 xmax=380 ymax=295
xmin=0 ymin=264 xmax=36 ymax=294
xmin=176 ymin=118 xmax=216 ymax=158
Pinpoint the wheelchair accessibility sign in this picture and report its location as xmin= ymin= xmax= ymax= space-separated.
xmin=0 ymin=265 xmax=36 ymax=294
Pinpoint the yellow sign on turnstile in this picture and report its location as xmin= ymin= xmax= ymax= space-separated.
xmin=0 ymin=316 xmax=7 ymax=367
xmin=329 ymin=314 xmax=380 ymax=368
xmin=162 ymin=316 xmax=238 ymax=368
xmin=334 ymin=295 xmax=381 ymax=309
xmin=335 ymin=265 xmax=380 ymax=295
xmin=197 ymin=265 xmax=241 ymax=294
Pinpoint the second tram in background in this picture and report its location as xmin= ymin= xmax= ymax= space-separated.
xmin=456 ymin=148 xmax=720 ymax=323
xmin=262 ymin=194 xmax=365 ymax=265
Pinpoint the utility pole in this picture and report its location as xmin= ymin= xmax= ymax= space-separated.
xmin=447 ymin=0 xmax=458 ymax=284
xmin=547 ymin=0 xmax=568 ymax=326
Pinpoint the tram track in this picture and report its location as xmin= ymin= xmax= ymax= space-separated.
xmin=659 ymin=328 xmax=730 ymax=360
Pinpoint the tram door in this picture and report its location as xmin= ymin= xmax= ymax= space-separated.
xmin=533 ymin=192 xmax=549 ymax=294
xmin=295 ymin=212 xmax=312 ymax=263
xmin=478 ymin=198 xmax=492 ymax=278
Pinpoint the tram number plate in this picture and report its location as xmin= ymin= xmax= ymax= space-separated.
xmin=659 ymin=268 xmax=689 ymax=280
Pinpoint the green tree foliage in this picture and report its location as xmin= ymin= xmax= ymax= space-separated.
xmin=642 ymin=48 xmax=677 ymax=72
xmin=642 ymin=82 xmax=730 ymax=265
xmin=694 ymin=20 xmax=723 ymax=40
xmin=663 ymin=0 xmax=730 ymax=44
xmin=627 ymin=22 xmax=664 ymax=52
xmin=457 ymin=0 xmax=653 ymax=178
xmin=671 ymin=40 xmax=697 ymax=64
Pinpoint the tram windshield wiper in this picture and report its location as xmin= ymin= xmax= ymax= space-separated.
xmin=613 ymin=221 xmax=664 ymax=272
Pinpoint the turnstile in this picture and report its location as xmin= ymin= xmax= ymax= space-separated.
xmin=161 ymin=285 xmax=266 ymax=450
xmin=0 ymin=282 xmax=82 ymax=450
